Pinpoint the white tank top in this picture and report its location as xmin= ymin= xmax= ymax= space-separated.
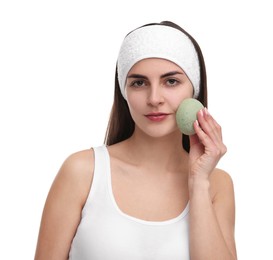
xmin=69 ymin=145 xmax=190 ymax=260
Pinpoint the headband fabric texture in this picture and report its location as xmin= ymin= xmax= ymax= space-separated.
xmin=117 ymin=25 xmax=200 ymax=99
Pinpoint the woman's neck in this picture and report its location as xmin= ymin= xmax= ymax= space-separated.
xmin=123 ymin=129 xmax=189 ymax=174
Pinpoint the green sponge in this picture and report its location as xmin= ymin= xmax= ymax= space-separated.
xmin=176 ymin=98 xmax=204 ymax=135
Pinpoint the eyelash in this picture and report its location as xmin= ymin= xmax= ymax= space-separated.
xmin=130 ymin=80 xmax=146 ymax=88
xmin=166 ymin=78 xmax=180 ymax=86
xmin=129 ymin=78 xmax=181 ymax=88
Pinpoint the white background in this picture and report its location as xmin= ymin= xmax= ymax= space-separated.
xmin=0 ymin=0 xmax=272 ymax=259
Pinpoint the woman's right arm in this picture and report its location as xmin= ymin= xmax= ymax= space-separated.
xmin=34 ymin=149 xmax=94 ymax=260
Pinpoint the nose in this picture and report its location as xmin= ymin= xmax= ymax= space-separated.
xmin=147 ymin=85 xmax=164 ymax=107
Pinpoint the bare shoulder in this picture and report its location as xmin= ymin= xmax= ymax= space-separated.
xmin=34 ymin=148 xmax=95 ymax=259
xmin=55 ymin=148 xmax=95 ymax=205
xmin=60 ymin=148 xmax=95 ymax=178
xmin=209 ymin=168 xmax=235 ymax=203
xmin=209 ymin=168 xmax=236 ymax=232
xmin=209 ymin=169 xmax=237 ymax=257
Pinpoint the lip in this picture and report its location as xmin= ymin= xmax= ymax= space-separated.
xmin=145 ymin=112 xmax=170 ymax=122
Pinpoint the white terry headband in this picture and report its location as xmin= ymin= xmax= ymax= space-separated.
xmin=117 ymin=25 xmax=200 ymax=99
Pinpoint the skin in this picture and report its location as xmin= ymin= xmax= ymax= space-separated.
xmin=34 ymin=58 xmax=237 ymax=259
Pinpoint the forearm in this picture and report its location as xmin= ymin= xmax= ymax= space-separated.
xmin=189 ymin=178 xmax=236 ymax=260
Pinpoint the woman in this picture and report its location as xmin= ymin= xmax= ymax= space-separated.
xmin=35 ymin=21 xmax=237 ymax=259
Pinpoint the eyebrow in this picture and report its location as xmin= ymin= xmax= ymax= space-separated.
xmin=161 ymin=71 xmax=184 ymax=78
xmin=127 ymin=71 xmax=184 ymax=80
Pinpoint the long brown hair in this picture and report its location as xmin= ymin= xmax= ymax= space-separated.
xmin=104 ymin=21 xmax=207 ymax=152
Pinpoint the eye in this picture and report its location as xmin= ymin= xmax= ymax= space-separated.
xmin=130 ymin=80 xmax=145 ymax=88
xmin=166 ymin=78 xmax=180 ymax=86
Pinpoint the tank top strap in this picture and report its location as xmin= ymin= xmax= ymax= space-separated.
xmin=93 ymin=145 xmax=109 ymax=177
xmin=82 ymin=145 xmax=110 ymax=212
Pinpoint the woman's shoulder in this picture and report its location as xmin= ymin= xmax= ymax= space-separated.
xmin=209 ymin=168 xmax=235 ymax=202
xmin=60 ymin=148 xmax=95 ymax=177
xmin=210 ymin=168 xmax=234 ymax=183
xmin=52 ymin=148 xmax=96 ymax=205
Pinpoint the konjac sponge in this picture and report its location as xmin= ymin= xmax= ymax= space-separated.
xmin=176 ymin=98 xmax=204 ymax=135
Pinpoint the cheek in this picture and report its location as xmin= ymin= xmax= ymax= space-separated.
xmin=177 ymin=84 xmax=194 ymax=102
xmin=166 ymin=87 xmax=193 ymax=108
xmin=127 ymin=94 xmax=143 ymax=115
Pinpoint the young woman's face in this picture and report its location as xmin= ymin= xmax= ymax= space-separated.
xmin=125 ymin=58 xmax=194 ymax=138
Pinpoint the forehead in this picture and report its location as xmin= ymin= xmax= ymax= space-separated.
xmin=128 ymin=58 xmax=185 ymax=74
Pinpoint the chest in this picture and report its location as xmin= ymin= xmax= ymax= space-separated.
xmin=111 ymin=164 xmax=189 ymax=222
xmin=70 ymin=198 xmax=190 ymax=260
xmin=69 ymin=146 xmax=190 ymax=260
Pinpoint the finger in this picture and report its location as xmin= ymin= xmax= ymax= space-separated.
xmin=203 ymin=109 xmax=227 ymax=154
xmin=204 ymin=108 xmax=223 ymax=141
xmin=193 ymin=118 xmax=214 ymax=148
xmin=196 ymin=110 xmax=227 ymax=155
xmin=197 ymin=108 xmax=223 ymax=145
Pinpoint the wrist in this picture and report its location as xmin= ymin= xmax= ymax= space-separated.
xmin=188 ymin=176 xmax=210 ymax=197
